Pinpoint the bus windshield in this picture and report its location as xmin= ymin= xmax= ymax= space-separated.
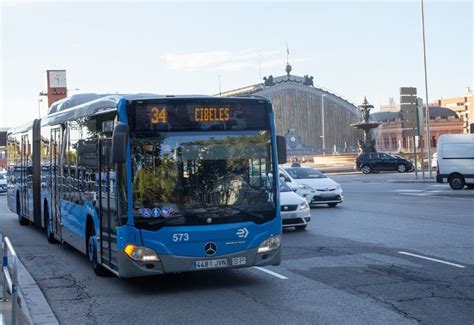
xmin=130 ymin=130 xmax=275 ymax=229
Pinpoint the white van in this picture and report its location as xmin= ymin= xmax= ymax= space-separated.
xmin=436 ymin=134 xmax=474 ymax=190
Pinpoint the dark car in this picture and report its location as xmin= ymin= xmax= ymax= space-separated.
xmin=355 ymin=152 xmax=414 ymax=174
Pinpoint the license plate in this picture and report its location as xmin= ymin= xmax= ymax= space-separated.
xmin=231 ymin=256 xmax=247 ymax=266
xmin=195 ymin=259 xmax=228 ymax=270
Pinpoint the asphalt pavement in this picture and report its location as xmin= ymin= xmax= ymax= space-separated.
xmin=0 ymin=172 xmax=472 ymax=324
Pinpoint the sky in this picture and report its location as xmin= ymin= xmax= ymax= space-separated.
xmin=0 ymin=0 xmax=472 ymax=127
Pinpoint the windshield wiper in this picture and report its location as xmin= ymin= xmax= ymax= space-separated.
xmin=217 ymin=205 xmax=266 ymax=221
xmin=135 ymin=216 xmax=184 ymax=230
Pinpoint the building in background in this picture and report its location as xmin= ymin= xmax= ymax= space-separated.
xmin=372 ymin=107 xmax=463 ymax=153
xmin=379 ymin=97 xmax=399 ymax=112
xmin=0 ymin=127 xmax=8 ymax=169
xmin=219 ymin=65 xmax=362 ymax=155
xmin=433 ymin=88 xmax=473 ymax=134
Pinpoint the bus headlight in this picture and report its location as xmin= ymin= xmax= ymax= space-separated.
xmin=124 ymin=244 xmax=160 ymax=262
xmin=257 ymin=235 xmax=281 ymax=253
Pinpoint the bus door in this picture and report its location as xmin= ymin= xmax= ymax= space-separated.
xmin=20 ymin=134 xmax=30 ymax=218
xmin=98 ymin=139 xmax=119 ymax=272
xmin=50 ymin=127 xmax=62 ymax=238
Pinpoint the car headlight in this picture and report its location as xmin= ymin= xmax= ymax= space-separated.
xmin=124 ymin=244 xmax=160 ymax=262
xmin=257 ymin=235 xmax=281 ymax=253
xmin=299 ymin=201 xmax=309 ymax=210
xmin=298 ymin=183 xmax=313 ymax=191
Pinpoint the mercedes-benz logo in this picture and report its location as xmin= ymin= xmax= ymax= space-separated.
xmin=204 ymin=242 xmax=217 ymax=256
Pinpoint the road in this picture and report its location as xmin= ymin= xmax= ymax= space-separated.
xmin=0 ymin=172 xmax=473 ymax=324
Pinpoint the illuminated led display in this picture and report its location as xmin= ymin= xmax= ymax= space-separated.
xmin=149 ymin=107 xmax=168 ymax=124
xmin=194 ymin=107 xmax=230 ymax=122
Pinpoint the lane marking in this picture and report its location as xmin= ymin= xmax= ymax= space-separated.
xmin=398 ymin=251 xmax=466 ymax=268
xmin=253 ymin=266 xmax=288 ymax=279
xmin=397 ymin=192 xmax=474 ymax=201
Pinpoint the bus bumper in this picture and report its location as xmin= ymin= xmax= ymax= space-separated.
xmin=117 ymin=247 xmax=281 ymax=278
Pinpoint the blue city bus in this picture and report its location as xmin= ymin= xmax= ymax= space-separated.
xmin=7 ymin=94 xmax=287 ymax=278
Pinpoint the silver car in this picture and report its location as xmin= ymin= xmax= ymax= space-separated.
xmin=280 ymin=167 xmax=343 ymax=208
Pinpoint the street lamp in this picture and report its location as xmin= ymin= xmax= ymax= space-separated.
xmin=38 ymin=98 xmax=43 ymax=118
xmin=420 ymin=0 xmax=432 ymax=177
xmin=321 ymin=94 xmax=326 ymax=155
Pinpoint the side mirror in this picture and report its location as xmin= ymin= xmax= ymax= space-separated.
xmin=112 ymin=123 xmax=129 ymax=164
xmin=276 ymin=135 xmax=287 ymax=164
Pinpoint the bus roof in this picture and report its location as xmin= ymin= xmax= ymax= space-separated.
xmin=7 ymin=119 xmax=36 ymax=135
xmin=10 ymin=94 xmax=272 ymax=131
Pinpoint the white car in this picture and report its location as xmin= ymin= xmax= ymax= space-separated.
xmin=0 ymin=171 xmax=6 ymax=193
xmin=436 ymin=134 xmax=474 ymax=190
xmin=279 ymin=180 xmax=311 ymax=230
xmin=431 ymin=152 xmax=438 ymax=170
xmin=280 ymin=167 xmax=343 ymax=207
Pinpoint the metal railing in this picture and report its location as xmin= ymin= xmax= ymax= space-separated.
xmin=1 ymin=235 xmax=19 ymax=325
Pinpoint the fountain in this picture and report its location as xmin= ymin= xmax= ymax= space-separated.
xmin=351 ymin=97 xmax=380 ymax=153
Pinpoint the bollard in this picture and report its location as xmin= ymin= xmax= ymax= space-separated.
xmin=2 ymin=236 xmax=19 ymax=325
xmin=12 ymin=252 xmax=18 ymax=325
xmin=2 ymin=234 xmax=6 ymax=302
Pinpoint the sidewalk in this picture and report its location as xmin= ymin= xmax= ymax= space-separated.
xmin=1 ymin=247 xmax=58 ymax=325
xmin=387 ymin=177 xmax=436 ymax=183
xmin=1 ymin=296 xmax=12 ymax=325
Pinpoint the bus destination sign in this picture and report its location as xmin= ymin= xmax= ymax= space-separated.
xmin=132 ymin=99 xmax=270 ymax=132
xmin=194 ymin=107 xmax=230 ymax=122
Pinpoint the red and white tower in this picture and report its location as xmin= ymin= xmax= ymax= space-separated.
xmin=44 ymin=70 xmax=68 ymax=107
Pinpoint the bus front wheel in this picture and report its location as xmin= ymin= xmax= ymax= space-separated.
xmin=87 ymin=230 xmax=108 ymax=277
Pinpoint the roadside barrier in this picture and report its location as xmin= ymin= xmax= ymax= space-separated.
xmin=1 ymin=235 xmax=19 ymax=325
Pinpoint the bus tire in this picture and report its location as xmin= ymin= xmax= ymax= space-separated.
xmin=17 ymin=193 xmax=29 ymax=226
xmin=87 ymin=225 xmax=108 ymax=276
xmin=44 ymin=202 xmax=57 ymax=244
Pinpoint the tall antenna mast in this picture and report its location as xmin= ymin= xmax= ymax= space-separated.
xmin=218 ymin=74 xmax=222 ymax=96
xmin=286 ymin=41 xmax=289 ymax=64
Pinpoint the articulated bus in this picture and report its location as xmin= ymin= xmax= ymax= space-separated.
xmin=7 ymin=94 xmax=287 ymax=278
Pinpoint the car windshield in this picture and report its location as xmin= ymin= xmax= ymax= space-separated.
xmin=279 ymin=181 xmax=292 ymax=192
xmin=285 ymin=168 xmax=327 ymax=179
xmin=130 ymin=131 xmax=276 ymax=229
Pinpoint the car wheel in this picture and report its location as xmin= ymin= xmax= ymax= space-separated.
xmin=295 ymin=225 xmax=307 ymax=230
xmin=327 ymin=203 xmax=338 ymax=208
xmin=449 ymin=174 xmax=465 ymax=190
xmin=361 ymin=165 xmax=372 ymax=174
xmin=397 ymin=164 xmax=407 ymax=173
xmin=87 ymin=229 xmax=108 ymax=276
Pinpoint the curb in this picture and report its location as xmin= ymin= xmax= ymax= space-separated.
xmin=16 ymin=256 xmax=59 ymax=325
xmin=387 ymin=179 xmax=436 ymax=183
